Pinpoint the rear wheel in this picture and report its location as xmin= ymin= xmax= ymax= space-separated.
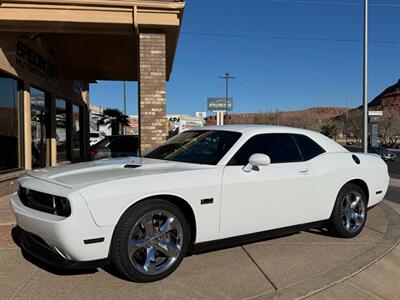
xmin=111 ymin=199 xmax=189 ymax=282
xmin=329 ymin=183 xmax=367 ymax=238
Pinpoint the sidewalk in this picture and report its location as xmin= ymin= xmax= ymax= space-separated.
xmin=307 ymin=200 xmax=400 ymax=300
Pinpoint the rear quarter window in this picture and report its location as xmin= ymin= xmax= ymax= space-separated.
xmin=293 ymin=134 xmax=325 ymax=161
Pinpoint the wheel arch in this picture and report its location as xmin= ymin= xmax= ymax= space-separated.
xmin=344 ymin=178 xmax=369 ymax=204
xmin=115 ymin=193 xmax=197 ymax=249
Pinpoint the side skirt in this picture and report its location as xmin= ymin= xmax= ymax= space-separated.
xmin=191 ymin=220 xmax=327 ymax=254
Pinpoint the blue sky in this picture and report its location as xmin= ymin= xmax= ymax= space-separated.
xmin=90 ymin=0 xmax=400 ymax=115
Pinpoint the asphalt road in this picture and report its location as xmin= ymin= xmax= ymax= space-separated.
xmin=386 ymin=160 xmax=400 ymax=203
xmin=386 ymin=184 xmax=400 ymax=204
xmin=387 ymin=160 xmax=400 ymax=179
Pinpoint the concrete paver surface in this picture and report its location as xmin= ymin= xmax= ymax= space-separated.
xmin=307 ymin=246 xmax=400 ymax=300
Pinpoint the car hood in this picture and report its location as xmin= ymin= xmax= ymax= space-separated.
xmin=26 ymin=157 xmax=213 ymax=189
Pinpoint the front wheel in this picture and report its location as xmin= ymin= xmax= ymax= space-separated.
xmin=329 ymin=183 xmax=367 ymax=238
xmin=111 ymin=199 xmax=190 ymax=282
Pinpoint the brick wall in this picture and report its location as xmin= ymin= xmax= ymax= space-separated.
xmin=138 ymin=33 xmax=167 ymax=154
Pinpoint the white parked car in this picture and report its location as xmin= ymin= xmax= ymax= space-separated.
xmin=11 ymin=125 xmax=389 ymax=282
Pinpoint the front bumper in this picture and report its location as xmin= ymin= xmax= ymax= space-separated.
xmin=10 ymin=188 xmax=114 ymax=262
xmin=20 ymin=228 xmax=109 ymax=269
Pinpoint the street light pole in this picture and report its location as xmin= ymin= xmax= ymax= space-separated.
xmin=362 ymin=0 xmax=368 ymax=153
xmin=219 ymin=73 xmax=235 ymax=124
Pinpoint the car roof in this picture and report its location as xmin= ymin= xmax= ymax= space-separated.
xmin=191 ymin=125 xmax=347 ymax=153
xmin=198 ymin=124 xmax=313 ymax=134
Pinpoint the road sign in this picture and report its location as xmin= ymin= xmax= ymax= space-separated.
xmin=207 ymin=97 xmax=233 ymax=111
xmin=369 ymin=116 xmax=381 ymax=124
xmin=368 ymin=111 xmax=383 ymax=116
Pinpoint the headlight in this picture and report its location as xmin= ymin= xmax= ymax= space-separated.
xmin=18 ymin=186 xmax=71 ymax=217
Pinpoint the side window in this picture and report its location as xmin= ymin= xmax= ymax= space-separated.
xmin=228 ymin=134 xmax=302 ymax=165
xmin=292 ymin=134 xmax=325 ymax=161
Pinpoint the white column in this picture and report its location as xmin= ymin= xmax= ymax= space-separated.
xmin=215 ymin=111 xmax=224 ymax=126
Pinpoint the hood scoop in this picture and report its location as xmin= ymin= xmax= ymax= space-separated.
xmin=124 ymin=164 xmax=141 ymax=169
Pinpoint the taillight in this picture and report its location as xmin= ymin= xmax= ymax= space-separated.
xmin=88 ymin=149 xmax=98 ymax=157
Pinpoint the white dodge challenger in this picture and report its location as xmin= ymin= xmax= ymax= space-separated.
xmin=11 ymin=125 xmax=389 ymax=282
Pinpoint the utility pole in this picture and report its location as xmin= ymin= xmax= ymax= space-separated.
xmin=219 ymin=73 xmax=235 ymax=124
xmin=362 ymin=0 xmax=368 ymax=153
xmin=123 ymin=81 xmax=127 ymax=135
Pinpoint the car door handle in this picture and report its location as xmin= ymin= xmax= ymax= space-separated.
xmin=298 ymin=168 xmax=309 ymax=175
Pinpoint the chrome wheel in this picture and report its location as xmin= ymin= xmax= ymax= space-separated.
xmin=340 ymin=191 xmax=366 ymax=234
xmin=127 ymin=210 xmax=184 ymax=275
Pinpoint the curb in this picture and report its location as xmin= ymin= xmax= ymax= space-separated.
xmin=252 ymin=203 xmax=400 ymax=300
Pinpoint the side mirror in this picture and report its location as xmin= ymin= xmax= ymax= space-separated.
xmin=242 ymin=153 xmax=271 ymax=172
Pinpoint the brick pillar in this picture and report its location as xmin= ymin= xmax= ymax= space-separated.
xmin=138 ymin=33 xmax=167 ymax=155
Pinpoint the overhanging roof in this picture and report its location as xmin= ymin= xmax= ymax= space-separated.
xmin=0 ymin=0 xmax=185 ymax=80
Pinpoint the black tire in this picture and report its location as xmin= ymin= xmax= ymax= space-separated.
xmin=111 ymin=199 xmax=190 ymax=282
xmin=329 ymin=183 xmax=368 ymax=238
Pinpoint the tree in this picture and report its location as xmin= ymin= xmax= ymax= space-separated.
xmin=320 ymin=123 xmax=338 ymax=139
xmin=98 ymin=108 xmax=130 ymax=135
xmin=344 ymin=109 xmax=363 ymax=143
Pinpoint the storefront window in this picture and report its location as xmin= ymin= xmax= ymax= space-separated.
xmin=0 ymin=75 xmax=20 ymax=172
xmin=56 ymin=99 xmax=67 ymax=162
xmin=31 ymin=87 xmax=48 ymax=169
xmin=72 ymin=104 xmax=81 ymax=159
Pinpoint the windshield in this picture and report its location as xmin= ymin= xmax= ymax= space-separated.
xmin=145 ymin=130 xmax=241 ymax=165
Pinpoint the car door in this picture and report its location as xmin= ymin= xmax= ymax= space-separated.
xmin=220 ymin=133 xmax=316 ymax=239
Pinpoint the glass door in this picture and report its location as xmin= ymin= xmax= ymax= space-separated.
xmin=30 ymin=87 xmax=48 ymax=169
xmin=0 ymin=75 xmax=20 ymax=172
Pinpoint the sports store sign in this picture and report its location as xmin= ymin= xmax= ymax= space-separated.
xmin=15 ymin=35 xmax=59 ymax=85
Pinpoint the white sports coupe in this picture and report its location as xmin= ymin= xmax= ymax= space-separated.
xmin=11 ymin=125 xmax=389 ymax=282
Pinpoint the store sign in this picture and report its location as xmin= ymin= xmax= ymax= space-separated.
xmin=15 ymin=35 xmax=59 ymax=85
xmin=207 ymin=97 xmax=233 ymax=111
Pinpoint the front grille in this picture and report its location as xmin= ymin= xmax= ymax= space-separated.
xmin=18 ymin=186 xmax=71 ymax=217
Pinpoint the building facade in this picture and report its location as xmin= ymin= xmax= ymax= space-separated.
xmin=0 ymin=0 xmax=185 ymax=195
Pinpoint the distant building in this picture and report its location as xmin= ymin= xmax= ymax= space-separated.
xmin=119 ymin=114 xmax=206 ymax=138
xmin=167 ymin=114 xmax=205 ymax=137
xmin=89 ymin=103 xmax=103 ymax=116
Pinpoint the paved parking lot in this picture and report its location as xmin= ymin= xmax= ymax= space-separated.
xmin=388 ymin=160 xmax=400 ymax=180
xmin=1 ymin=187 xmax=399 ymax=299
